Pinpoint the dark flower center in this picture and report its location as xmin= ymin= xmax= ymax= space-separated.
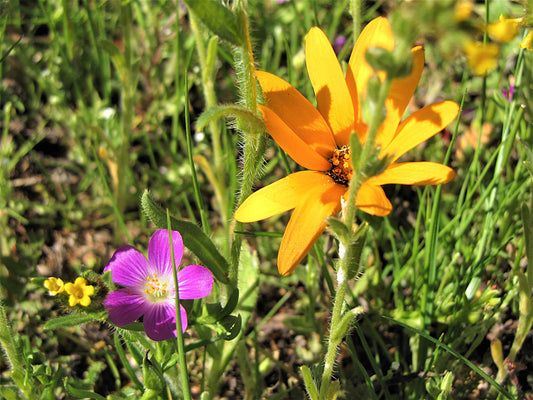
xmin=327 ymin=145 xmax=353 ymax=186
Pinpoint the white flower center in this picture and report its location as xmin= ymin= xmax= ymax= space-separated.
xmin=144 ymin=273 xmax=172 ymax=302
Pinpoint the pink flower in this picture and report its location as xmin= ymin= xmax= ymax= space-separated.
xmin=104 ymin=229 xmax=214 ymax=341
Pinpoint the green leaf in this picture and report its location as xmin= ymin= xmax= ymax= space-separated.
xmin=326 ymin=217 xmax=351 ymax=245
xmin=44 ymin=314 xmax=100 ymax=330
xmin=381 ymin=315 xmax=515 ymax=400
xmin=183 ymin=0 xmax=243 ymax=45
xmin=0 ymin=386 xmax=20 ymax=400
xmin=195 ymin=104 xmax=264 ymax=134
xmin=519 ymin=138 xmax=533 ymax=178
xmin=205 ymin=289 xmax=239 ymax=320
xmin=220 ymin=314 xmax=242 ymax=340
xmin=300 ymin=366 xmax=319 ymax=400
xmin=141 ymin=190 xmax=229 ymax=284
xmin=99 ymin=38 xmax=126 ymax=84
xmin=64 ymin=377 xmax=106 ymax=400
xmin=346 ymin=222 xmax=369 ymax=281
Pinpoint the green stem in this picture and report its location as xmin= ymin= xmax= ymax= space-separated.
xmin=229 ymin=3 xmax=266 ymax=289
xmin=344 ymin=79 xmax=392 ymax=227
xmin=189 ymin=14 xmax=224 ymax=180
xmin=167 ymin=212 xmax=191 ymax=400
xmin=188 ymin=13 xmax=230 ymax=229
xmin=318 ymin=78 xmax=391 ymax=399
xmin=207 ymin=3 xmax=265 ymax=397
xmin=115 ymin=2 xmax=134 ymax=243
xmin=350 ymin=0 xmax=362 ymax=39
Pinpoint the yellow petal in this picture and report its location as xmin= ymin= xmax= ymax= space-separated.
xmin=256 ymin=71 xmax=336 ymax=158
xmin=518 ymin=31 xmax=533 ymax=51
xmin=383 ymin=101 xmax=459 ymax=162
xmin=355 ymin=182 xmax=392 ymax=216
xmin=259 ymin=105 xmax=331 ymax=171
xmin=463 ymin=41 xmax=499 ymax=76
xmin=487 ymin=15 xmax=520 ymax=43
xmin=305 ymin=27 xmax=354 ymax=145
xmin=235 ymin=171 xmax=336 ymax=223
xmin=376 ymin=46 xmax=425 ymax=148
xmin=347 ymin=17 xmax=394 ymax=101
xmin=370 ymin=162 xmax=456 ymax=185
xmin=278 ymin=181 xmax=345 ymax=276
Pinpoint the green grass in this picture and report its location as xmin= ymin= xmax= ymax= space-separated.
xmin=1 ymin=0 xmax=532 ymax=398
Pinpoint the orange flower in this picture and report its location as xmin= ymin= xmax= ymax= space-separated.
xmin=235 ymin=17 xmax=459 ymax=276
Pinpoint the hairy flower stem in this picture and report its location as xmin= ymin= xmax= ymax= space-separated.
xmin=0 ymin=302 xmax=36 ymax=398
xmin=350 ymin=0 xmax=362 ymax=39
xmin=230 ymin=2 xmax=266 ymax=289
xmin=208 ymin=3 xmax=265 ymax=397
xmin=318 ymin=78 xmax=392 ymax=400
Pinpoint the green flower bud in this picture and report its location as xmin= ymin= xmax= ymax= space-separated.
xmin=142 ymin=354 xmax=165 ymax=396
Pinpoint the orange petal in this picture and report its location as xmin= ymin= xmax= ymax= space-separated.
xmin=305 ymin=27 xmax=354 ymax=145
xmin=370 ymin=162 xmax=456 ymax=185
xmin=259 ymin=105 xmax=331 ymax=171
xmin=383 ymin=101 xmax=459 ymax=162
xmin=347 ymin=17 xmax=394 ymax=102
xmin=256 ymin=71 xmax=336 ymax=158
xmin=376 ymin=46 xmax=425 ymax=148
xmin=235 ymin=171 xmax=337 ymax=223
xmin=355 ymin=182 xmax=392 ymax=216
xmin=278 ymin=181 xmax=345 ymax=276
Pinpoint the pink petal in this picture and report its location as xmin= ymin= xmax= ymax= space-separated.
xmin=148 ymin=230 xmax=184 ymax=277
xmin=178 ymin=265 xmax=214 ymax=299
xmin=143 ymin=302 xmax=187 ymax=341
xmin=104 ymin=245 xmax=151 ymax=287
xmin=104 ymin=289 xmax=149 ymax=326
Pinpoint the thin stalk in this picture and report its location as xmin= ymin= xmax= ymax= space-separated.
xmin=189 ymin=13 xmax=224 ymax=180
xmin=184 ymin=72 xmax=211 ymax=234
xmin=188 ymin=12 xmax=229 ymax=240
xmin=350 ymin=0 xmax=362 ymax=39
xmin=318 ymin=78 xmax=392 ymax=400
xmin=344 ymin=79 xmax=392 ymax=227
xmin=167 ymin=212 xmax=191 ymax=400
xmin=115 ymin=2 xmax=134 ymax=243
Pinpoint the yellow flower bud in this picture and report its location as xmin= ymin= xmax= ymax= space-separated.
xmin=64 ymin=277 xmax=95 ymax=307
xmin=44 ymin=277 xmax=65 ymax=296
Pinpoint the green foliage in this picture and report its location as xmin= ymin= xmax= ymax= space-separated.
xmin=140 ymin=189 xmax=230 ymax=284
xmin=2 ymin=0 xmax=533 ymax=398
xmin=182 ymin=0 xmax=243 ymax=45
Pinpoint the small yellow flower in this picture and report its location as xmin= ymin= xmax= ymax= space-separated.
xmin=487 ymin=15 xmax=520 ymax=43
xmin=519 ymin=31 xmax=533 ymax=51
xmin=464 ymin=41 xmax=500 ymax=76
xmin=64 ymin=277 xmax=94 ymax=307
xmin=454 ymin=0 xmax=473 ymax=22
xmin=44 ymin=277 xmax=65 ymax=296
